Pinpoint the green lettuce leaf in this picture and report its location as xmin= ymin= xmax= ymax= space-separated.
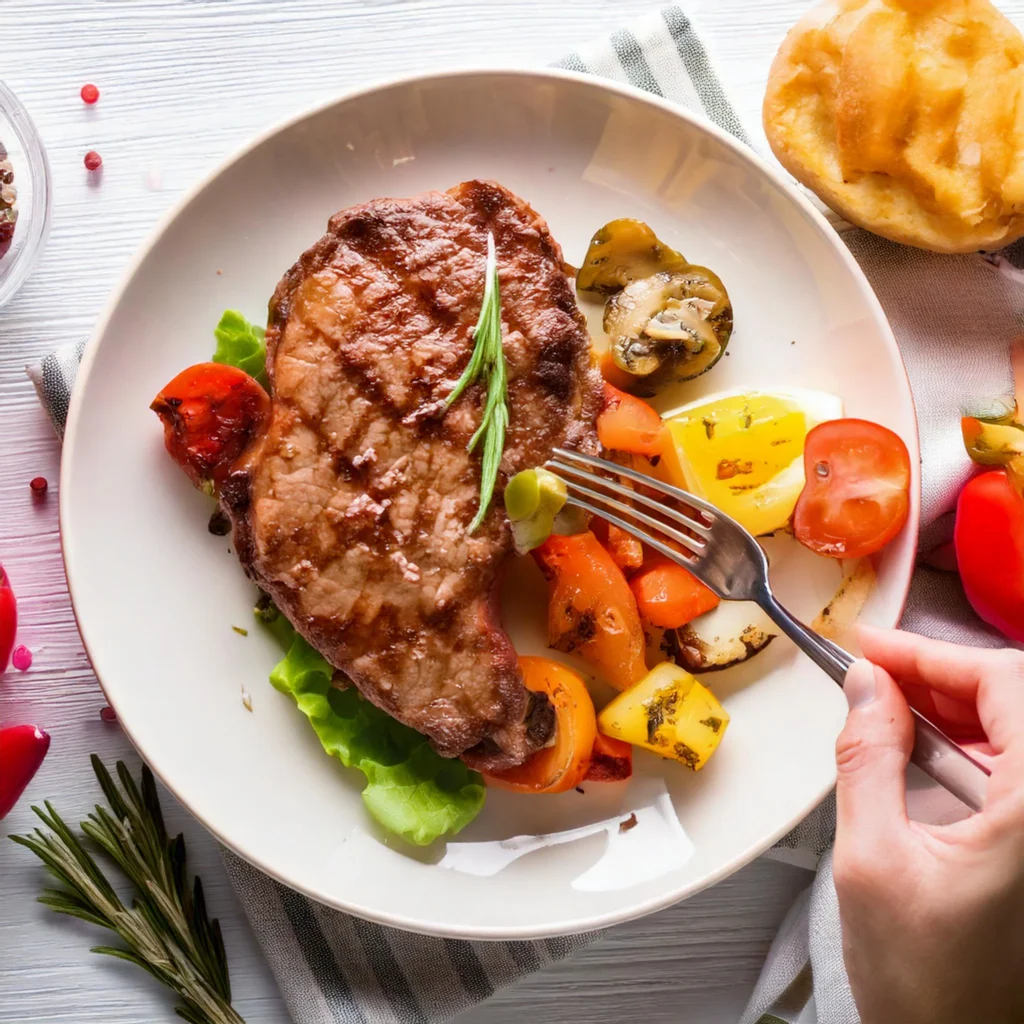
xmin=212 ymin=309 xmax=268 ymax=387
xmin=262 ymin=611 xmax=486 ymax=845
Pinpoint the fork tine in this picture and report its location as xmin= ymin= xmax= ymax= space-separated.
xmin=552 ymin=447 xmax=719 ymax=522
xmin=549 ymin=457 xmax=713 ymax=539
xmin=562 ymin=493 xmax=710 ymax=580
xmin=559 ymin=476 xmax=705 ymax=556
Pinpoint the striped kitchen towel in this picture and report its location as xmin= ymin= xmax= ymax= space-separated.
xmin=27 ymin=5 xmax=1023 ymax=1024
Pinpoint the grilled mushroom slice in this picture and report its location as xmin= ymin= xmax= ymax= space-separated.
xmin=576 ymin=218 xmax=689 ymax=295
xmin=604 ymin=267 xmax=733 ymax=383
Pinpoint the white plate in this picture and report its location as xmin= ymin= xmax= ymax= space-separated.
xmin=61 ymin=68 xmax=919 ymax=939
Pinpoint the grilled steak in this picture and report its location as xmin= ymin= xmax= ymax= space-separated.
xmin=223 ymin=180 xmax=602 ymax=771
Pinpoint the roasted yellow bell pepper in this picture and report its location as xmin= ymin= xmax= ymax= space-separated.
xmin=597 ymin=662 xmax=729 ymax=770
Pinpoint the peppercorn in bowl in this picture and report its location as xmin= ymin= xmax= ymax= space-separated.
xmin=0 ymin=81 xmax=51 ymax=308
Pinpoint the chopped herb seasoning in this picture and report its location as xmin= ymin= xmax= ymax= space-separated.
xmin=673 ymin=742 xmax=700 ymax=770
xmin=254 ymin=592 xmax=278 ymax=624
xmin=645 ymin=689 xmax=678 ymax=744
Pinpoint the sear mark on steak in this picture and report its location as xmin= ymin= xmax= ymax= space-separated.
xmin=224 ymin=180 xmax=602 ymax=772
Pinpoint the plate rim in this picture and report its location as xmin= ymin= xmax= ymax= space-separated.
xmin=59 ymin=65 xmax=921 ymax=939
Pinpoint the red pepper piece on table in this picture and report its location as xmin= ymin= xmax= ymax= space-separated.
xmin=955 ymin=470 xmax=1024 ymax=642
xmin=0 ymin=565 xmax=17 ymax=673
xmin=0 ymin=725 xmax=50 ymax=819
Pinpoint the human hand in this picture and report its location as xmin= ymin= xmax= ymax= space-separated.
xmin=833 ymin=626 xmax=1024 ymax=1024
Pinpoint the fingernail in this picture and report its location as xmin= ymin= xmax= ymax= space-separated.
xmin=844 ymin=660 xmax=878 ymax=709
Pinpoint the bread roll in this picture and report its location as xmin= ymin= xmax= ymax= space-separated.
xmin=764 ymin=0 xmax=1024 ymax=253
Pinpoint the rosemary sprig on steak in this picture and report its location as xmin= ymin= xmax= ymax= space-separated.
xmin=445 ymin=231 xmax=509 ymax=532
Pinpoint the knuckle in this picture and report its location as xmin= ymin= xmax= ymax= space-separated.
xmin=993 ymin=649 xmax=1024 ymax=685
xmin=835 ymin=729 xmax=872 ymax=778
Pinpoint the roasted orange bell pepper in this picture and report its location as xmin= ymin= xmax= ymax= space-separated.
xmin=597 ymin=382 xmax=665 ymax=458
xmin=532 ymin=531 xmax=648 ymax=690
xmin=484 ymin=657 xmax=597 ymax=794
xmin=629 ymin=555 xmax=720 ymax=629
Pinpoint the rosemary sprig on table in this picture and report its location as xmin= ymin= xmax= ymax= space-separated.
xmin=10 ymin=756 xmax=244 ymax=1024
xmin=446 ymin=231 xmax=509 ymax=532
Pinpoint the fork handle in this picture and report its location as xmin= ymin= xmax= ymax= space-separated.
xmin=758 ymin=592 xmax=990 ymax=813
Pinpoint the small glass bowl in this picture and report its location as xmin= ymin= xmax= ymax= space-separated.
xmin=0 ymin=81 xmax=52 ymax=308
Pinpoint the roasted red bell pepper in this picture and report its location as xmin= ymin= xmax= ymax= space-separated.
xmin=151 ymin=362 xmax=270 ymax=491
xmin=629 ymin=555 xmax=720 ymax=629
xmin=597 ymin=382 xmax=665 ymax=458
xmin=584 ymin=732 xmax=633 ymax=782
xmin=0 ymin=725 xmax=50 ymax=819
xmin=955 ymin=470 xmax=1024 ymax=642
xmin=0 ymin=565 xmax=16 ymax=674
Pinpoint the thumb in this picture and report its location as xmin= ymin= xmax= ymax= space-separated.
xmin=835 ymin=659 xmax=914 ymax=844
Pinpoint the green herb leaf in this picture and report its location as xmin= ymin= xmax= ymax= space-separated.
xmin=9 ymin=760 xmax=244 ymax=1024
xmin=212 ymin=309 xmax=268 ymax=388
xmin=264 ymin=617 xmax=485 ymax=845
xmin=445 ymin=232 xmax=509 ymax=532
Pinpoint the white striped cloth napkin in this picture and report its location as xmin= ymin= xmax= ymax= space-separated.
xmin=28 ymin=6 xmax=1024 ymax=1024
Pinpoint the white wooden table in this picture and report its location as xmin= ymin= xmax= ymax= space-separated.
xmin=0 ymin=1 xmax=830 ymax=1020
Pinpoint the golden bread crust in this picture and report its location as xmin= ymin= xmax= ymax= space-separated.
xmin=764 ymin=0 xmax=1024 ymax=253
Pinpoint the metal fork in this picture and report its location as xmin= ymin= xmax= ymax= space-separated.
xmin=547 ymin=447 xmax=990 ymax=812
